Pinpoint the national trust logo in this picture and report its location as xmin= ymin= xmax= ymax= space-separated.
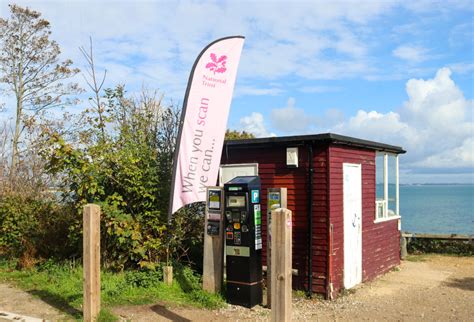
xmin=205 ymin=53 xmax=227 ymax=74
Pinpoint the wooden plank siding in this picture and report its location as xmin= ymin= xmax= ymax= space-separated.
xmin=222 ymin=141 xmax=401 ymax=298
xmin=327 ymin=145 xmax=400 ymax=295
xmin=221 ymin=143 xmax=329 ymax=295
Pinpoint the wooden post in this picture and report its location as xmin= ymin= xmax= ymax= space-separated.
xmin=271 ymin=208 xmax=292 ymax=322
xmin=400 ymin=235 xmax=408 ymax=259
xmin=202 ymin=215 xmax=224 ymax=293
xmin=163 ymin=265 xmax=173 ymax=286
xmin=83 ymin=204 xmax=101 ymax=322
xmin=267 ymin=210 xmax=272 ymax=308
xmin=267 ymin=188 xmax=287 ymax=308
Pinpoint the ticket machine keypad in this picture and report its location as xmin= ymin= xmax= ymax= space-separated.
xmin=225 ymin=196 xmax=251 ymax=248
xmin=234 ymin=232 xmax=241 ymax=245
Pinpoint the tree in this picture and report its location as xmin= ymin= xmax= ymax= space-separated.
xmin=225 ymin=129 xmax=255 ymax=140
xmin=79 ymin=37 xmax=107 ymax=142
xmin=0 ymin=121 xmax=9 ymax=184
xmin=0 ymin=4 xmax=80 ymax=177
xmin=40 ymin=84 xmax=189 ymax=269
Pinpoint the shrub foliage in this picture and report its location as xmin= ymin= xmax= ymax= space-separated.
xmin=407 ymin=238 xmax=473 ymax=256
xmin=0 ymin=195 xmax=77 ymax=265
xmin=39 ymin=86 xmax=205 ymax=270
xmin=0 ymin=4 xmax=217 ymax=281
xmin=1 ymin=85 xmax=205 ymax=271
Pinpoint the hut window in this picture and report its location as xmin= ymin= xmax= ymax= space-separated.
xmin=375 ymin=152 xmax=400 ymax=222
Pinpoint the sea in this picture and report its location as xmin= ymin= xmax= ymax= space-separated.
xmin=381 ymin=184 xmax=474 ymax=235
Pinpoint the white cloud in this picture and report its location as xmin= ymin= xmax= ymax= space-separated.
xmin=239 ymin=112 xmax=275 ymax=138
xmin=333 ymin=110 xmax=413 ymax=143
xmin=449 ymin=22 xmax=474 ymax=49
xmin=332 ymin=67 xmax=473 ymax=170
xmin=270 ymin=98 xmax=313 ymax=133
xmin=404 ymin=0 xmax=473 ymax=13
xmin=447 ymin=62 xmax=474 ymax=75
xmin=2 ymin=0 xmax=468 ymax=104
xmin=269 ymin=99 xmax=345 ymax=133
xmin=234 ymin=86 xmax=284 ymax=97
xmin=245 ymin=68 xmax=472 ymax=179
xmin=413 ymin=137 xmax=473 ymax=168
xmin=402 ymin=68 xmax=468 ymax=131
xmin=320 ymin=108 xmax=345 ymax=127
xmin=393 ymin=45 xmax=429 ymax=63
xmin=1 ymin=0 xmax=400 ymax=97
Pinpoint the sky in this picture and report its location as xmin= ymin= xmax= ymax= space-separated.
xmin=0 ymin=0 xmax=473 ymax=184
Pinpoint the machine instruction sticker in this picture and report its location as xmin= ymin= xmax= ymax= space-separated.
xmin=254 ymin=204 xmax=261 ymax=225
xmin=254 ymin=204 xmax=262 ymax=250
xmin=226 ymin=246 xmax=250 ymax=257
xmin=208 ymin=190 xmax=221 ymax=210
xmin=268 ymin=192 xmax=281 ymax=210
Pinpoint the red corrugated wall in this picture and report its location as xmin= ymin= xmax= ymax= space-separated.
xmin=327 ymin=145 xmax=400 ymax=294
xmin=221 ymin=143 xmax=329 ymax=294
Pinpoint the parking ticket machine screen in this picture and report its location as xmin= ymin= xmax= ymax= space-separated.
xmin=227 ymin=195 xmax=246 ymax=208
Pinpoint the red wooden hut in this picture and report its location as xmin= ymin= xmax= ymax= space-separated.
xmin=220 ymin=133 xmax=406 ymax=299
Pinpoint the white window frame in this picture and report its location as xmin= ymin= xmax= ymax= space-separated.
xmin=375 ymin=152 xmax=400 ymax=223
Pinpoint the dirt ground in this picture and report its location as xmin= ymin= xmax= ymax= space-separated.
xmin=1 ymin=254 xmax=473 ymax=321
xmin=0 ymin=283 xmax=69 ymax=321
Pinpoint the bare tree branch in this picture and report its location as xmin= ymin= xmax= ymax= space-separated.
xmin=0 ymin=4 xmax=81 ymax=178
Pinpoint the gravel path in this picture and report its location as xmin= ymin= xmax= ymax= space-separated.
xmin=0 ymin=283 xmax=68 ymax=321
xmin=114 ymin=255 xmax=474 ymax=321
xmin=1 ymin=254 xmax=473 ymax=321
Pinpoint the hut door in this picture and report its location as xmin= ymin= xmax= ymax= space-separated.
xmin=343 ymin=163 xmax=362 ymax=289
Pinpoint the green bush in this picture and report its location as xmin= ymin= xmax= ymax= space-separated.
xmin=407 ymin=238 xmax=474 ymax=256
xmin=124 ymin=269 xmax=163 ymax=288
xmin=0 ymin=194 xmax=77 ymax=264
xmin=0 ymin=195 xmax=38 ymax=257
xmin=37 ymin=87 xmax=205 ymax=270
xmin=175 ymin=263 xmax=202 ymax=292
xmin=174 ymin=264 xmax=224 ymax=308
xmin=0 ymin=86 xmax=206 ymax=274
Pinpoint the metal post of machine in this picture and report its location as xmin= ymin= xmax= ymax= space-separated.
xmin=266 ymin=187 xmax=287 ymax=308
xmin=203 ymin=186 xmax=224 ymax=293
xmin=224 ymin=176 xmax=263 ymax=308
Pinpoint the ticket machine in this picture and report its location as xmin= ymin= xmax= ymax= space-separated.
xmin=224 ymin=176 xmax=262 ymax=308
xmin=202 ymin=187 xmax=224 ymax=293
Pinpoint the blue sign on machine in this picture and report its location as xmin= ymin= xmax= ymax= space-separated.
xmin=251 ymin=190 xmax=259 ymax=203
